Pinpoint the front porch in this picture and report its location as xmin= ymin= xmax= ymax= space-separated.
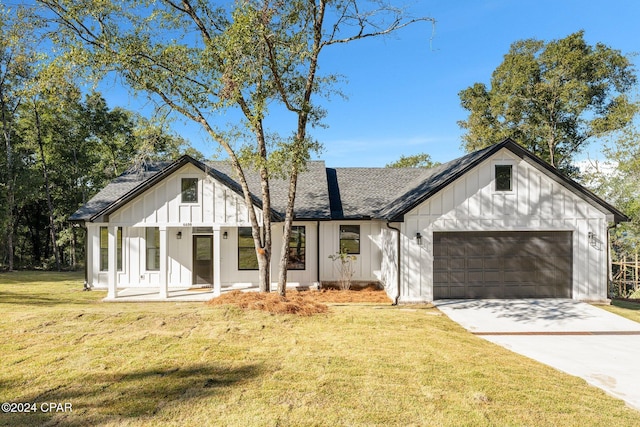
xmin=103 ymin=285 xmax=258 ymax=302
xmin=102 ymin=283 xmax=319 ymax=302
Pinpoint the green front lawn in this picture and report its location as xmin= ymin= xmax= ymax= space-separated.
xmin=600 ymin=299 xmax=640 ymax=323
xmin=0 ymin=271 xmax=638 ymax=426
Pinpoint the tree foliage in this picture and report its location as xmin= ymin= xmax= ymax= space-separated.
xmin=458 ymin=31 xmax=637 ymax=172
xmin=0 ymin=5 xmax=40 ymax=271
xmin=386 ymin=152 xmax=438 ymax=168
xmin=582 ymin=124 xmax=640 ymax=256
xmin=39 ymin=0 xmax=433 ymax=294
xmin=1 ymin=77 xmax=195 ymax=270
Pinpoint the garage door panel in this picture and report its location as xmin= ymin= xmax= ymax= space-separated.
xmin=433 ymin=231 xmax=572 ymax=299
xmin=484 ymin=271 xmax=502 ymax=282
xmin=433 ymin=272 xmax=448 ymax=284
xmin=450 ymin=271 xmax=466 ymax=284
xmin=467 ymin=257 xmax=484 ymax=269
xmin=483 ymin=258 xmax=502 ymax=269
xmin=448 ymin=285 xmax=466 ymax=298
xmin=450 ymin=257 xmax=466 ymax=269
xmin=433 ymin=258 xmax=448 ymax=271
xmin=504 ymin=271 xmax=530 ymax=282
xmin=433 ymin=244 xmax=447 ymax=257
xmin=505 ymin=258 xmax=536 ymax=271
xmin=468 ymin=271 xmax=483 ymax=282
xmin=470 ymin=286 xmax=501 ymax=298
xmin=448 ymin=245 xmax=466 ymax=257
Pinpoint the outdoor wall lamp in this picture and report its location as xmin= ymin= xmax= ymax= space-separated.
xmin=176 ymin=231 xmax=182 ymax=239
xmin=223 ymin=231 xmax=228 ymax=240
xmin=588 ymin=231 xmax=597 ymax=247
xmin=416 ymin=232 xmax=422 ymax=245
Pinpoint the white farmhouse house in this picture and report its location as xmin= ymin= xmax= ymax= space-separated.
xmin=70 ymin=139 xmax=627 ymax=303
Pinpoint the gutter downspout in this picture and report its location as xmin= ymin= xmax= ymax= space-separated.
xmin=83 ymin=223 xmax=90 ymax=291
xmin=607 ymin=222 xmax=618 ymax=299
xmin=386 ymin=222 xmax=401 ymax=305
xmin=316 ymin=221 xmax=321 ymax=287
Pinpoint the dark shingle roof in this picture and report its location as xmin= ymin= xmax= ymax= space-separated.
xmin=69 ymin=158 xmax=331 ymax=222
xmin=379 ymin=145 xmax=496 ymax=221
xmin=327 ymin=167 xmax=430 ymax=219
xmin=70 ymin=139 xmax=628 ymax=224
xmin=69 ymin=162 xmax=172 ymax=222
xmin=206 ymin=160 xmax=331 ymax=220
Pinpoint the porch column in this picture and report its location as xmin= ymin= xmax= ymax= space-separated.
xmin=213 ymin=229 xmax=222 ymax=297
xmin=107 ymin=225 xmax=118 ymax=299
xmin=159 ymin=226 xmax=168 ymax=298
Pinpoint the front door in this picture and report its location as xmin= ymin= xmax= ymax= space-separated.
xmin=193 ymin=235 xmax=213 ymax=286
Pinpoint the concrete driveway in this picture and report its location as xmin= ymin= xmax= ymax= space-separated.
xmin=433 ymin=299 xmax=640 ymax=411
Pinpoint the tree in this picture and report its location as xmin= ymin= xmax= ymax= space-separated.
xmin=458 ymin=31 xmax=637 ymax=172
xmin=39 ymin=0 xmax=433 ymax=295
xmin=0 ymin=6 xmax=39 ymax=271
xmin=386 ymin=153 xmax=438 ymax=168
xmin=582 ymin=124 xmax=640 ymax=256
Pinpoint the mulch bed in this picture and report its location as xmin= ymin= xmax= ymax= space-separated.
xmin=207 ymin=288 xmax=391 ymax=316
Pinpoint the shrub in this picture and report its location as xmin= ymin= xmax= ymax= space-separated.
xmin=328 ymin=250 xmax=357 ymax=290
xmin=629 ymin=288 xmax=640 ymax=299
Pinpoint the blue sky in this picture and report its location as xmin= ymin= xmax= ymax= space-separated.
xmin=104 ymin=0 xmax=640 ymax=167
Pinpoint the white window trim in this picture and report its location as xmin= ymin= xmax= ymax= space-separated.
xmin=492 ymin=161 xmax=516 ymax=193
xmin=180 ymin=176 xmax=200 ymax=204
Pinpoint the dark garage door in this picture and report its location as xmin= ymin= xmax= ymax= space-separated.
xmin=433 ymin=231 xmax=572 ymax=299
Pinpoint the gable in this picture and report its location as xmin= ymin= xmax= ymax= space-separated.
xmin=107 ymin=163 xmax=261 ymax=226
xmin=70 ymin=139 xmax=626 ymax=226
xmin=71 ymin=155 xmax=332 ymax=224
xmin=407 ymin=147 xmax=611 ymax=224
xmin=382 ymin=139 xmax=627 ymax=223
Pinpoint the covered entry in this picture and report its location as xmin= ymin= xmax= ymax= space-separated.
xmin=193 ymin=234 xmax=213 ymax=286
xmin=433 ymin=231 xmax=572 ymax=299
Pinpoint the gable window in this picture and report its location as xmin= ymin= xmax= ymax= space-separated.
xmin=495 ymin=165 xmax=513 ymax=191
xmin=287 ymin=226 xmax=306 ymax=270
xmin=146 ymin=227 xmax=160 ymax=271
xmin=339 ymin=225 xmax=360 ymax=254
xmin=181 ymin=178 xmax=198 ymax=203
xmin=99 ymin=227 xmax=122 ymax=271
xmin=238 ymin=227 xmax=259 ymax=270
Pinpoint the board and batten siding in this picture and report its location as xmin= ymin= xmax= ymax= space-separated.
xmin=87 ymin=163 xmax=264 ymax=288
xmin=319 ymin=221 xmax=383 ymax=283
xmin=399 ymin=148 xmax=610 ymax=303
xmin=108 ymin=164 xmax=262 ymax=227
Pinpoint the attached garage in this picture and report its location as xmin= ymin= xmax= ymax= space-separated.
xmin=433 ymin=231 xmax=573 ymax=299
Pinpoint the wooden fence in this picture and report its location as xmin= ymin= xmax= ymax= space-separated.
xmin=611 ymin=254 xmax=640 ymax=296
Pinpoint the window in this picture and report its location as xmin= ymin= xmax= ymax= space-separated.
xmin=495 ymin=165 xmax=513 ymax=191
xmin=287 ymin=226 xmax=306 ymax=270
xmin=181 ymin=178 xmax=198 ymax=203
xmin=146 ymin=227 xmax=160 ymax=271
xmin=99 ymin=227 xmax=122 ymax=271
xmin=339 ymin=225 xmax=360 ymax=254
xmin=238 ymin=227 xmax=259 ymax=270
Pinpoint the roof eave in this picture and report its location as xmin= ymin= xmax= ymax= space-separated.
xmin=508 ymin=142 xmax=630 ymax=223
xmin=383 ymin=138 xmax=629 ymax=223
xmin=383 ymin=140 xmax=510 ymax=221
xmin=87 ymin=155 xmax=279 ymax=223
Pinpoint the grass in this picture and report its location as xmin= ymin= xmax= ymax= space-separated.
xmin=1 ymin=271 xmax=639 ymax=426
xmin=600 ymin=299 xmax=640 ymax=323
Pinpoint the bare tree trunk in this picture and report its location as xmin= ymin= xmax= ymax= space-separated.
xmin=1 ymin=92 xmax=16 ymax=271
xmin=71 ymin=225 xmax=77 ymax=269
xmin=257 ymin=136 xmax=272 ymax=293
xmin=33 ymin=100 xmax=61 ymax=271
xmin=277 ymin=168 xmax=299 ymax=296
